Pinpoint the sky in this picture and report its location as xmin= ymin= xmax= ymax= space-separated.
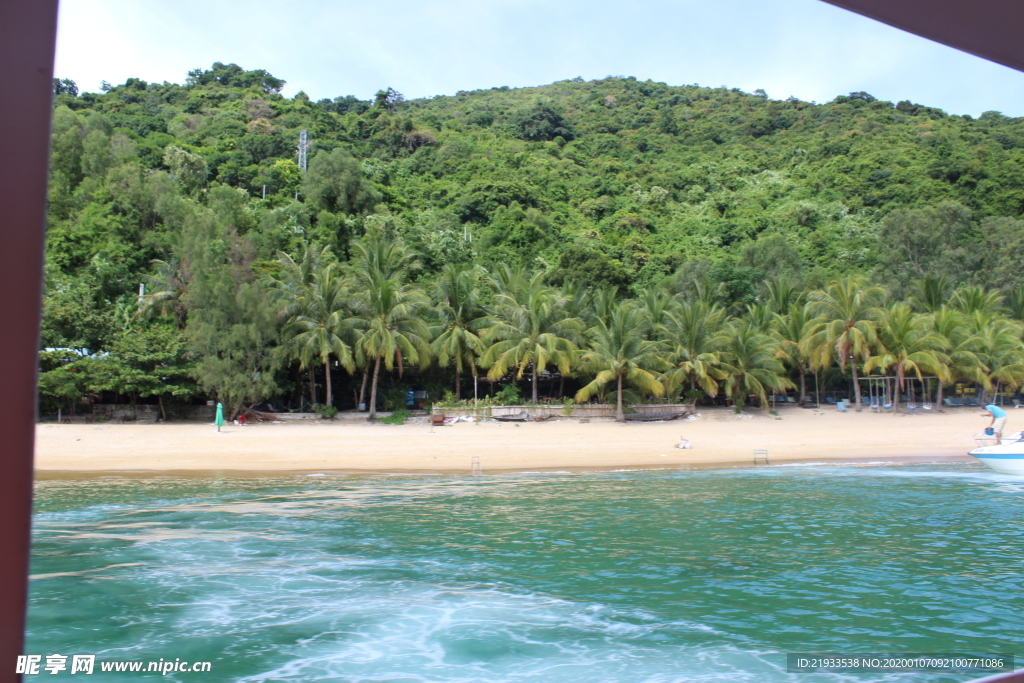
xmin=54 ymin=0 xmax=1024 ymax=118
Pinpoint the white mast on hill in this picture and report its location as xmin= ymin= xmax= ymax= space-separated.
xmin=297 ymin=130 xmax=308 ymax=172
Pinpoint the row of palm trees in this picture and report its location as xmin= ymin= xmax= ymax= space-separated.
xmin=257 ymin=230 xmax=1024 ymax=420
xmin=144 ymin=230 xmax=1024 ymax=421
xmin=266 ymin=235 xmax=432 ymax=418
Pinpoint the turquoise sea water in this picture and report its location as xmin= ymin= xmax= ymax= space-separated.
xmin=28 ymin=463 xmax=1024 ymax=682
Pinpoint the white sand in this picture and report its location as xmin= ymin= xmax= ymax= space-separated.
xmin=33 ymin=406 xmax=992 ymax=475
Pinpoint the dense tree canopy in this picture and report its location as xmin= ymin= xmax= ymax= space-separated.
xmin=39 ymin=64 xmax=1024 ymax=416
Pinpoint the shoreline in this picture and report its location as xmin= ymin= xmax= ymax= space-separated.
xmin=34 ymin=406 xmax=986 ymax=478
xmin=33 ymin=454 xmax=976 ymax=480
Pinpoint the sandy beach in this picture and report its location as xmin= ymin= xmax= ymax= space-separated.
xmin=32 ymin=405 xmax=993 ymax=476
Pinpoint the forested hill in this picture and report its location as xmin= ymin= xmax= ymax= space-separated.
xmin=48 ymin=64 xmax=1024 ymax=296
xmin=41 ymin=62 xmax=1024 ymax=415
xmin=45 ymin=63 xmax=1024 ymax=350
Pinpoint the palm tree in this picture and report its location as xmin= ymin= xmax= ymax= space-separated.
xmin=660 ymin=299 xmax=727 ymax=401
xmin=266 ymin=244 xmax=341 ymax=406
xmin=481 ymin=271 xmax=582 ymax=404
xmin=281 ymin=264 xmax=357 ymax=407
xmin=986 ymin=331 xmax=1024 ymax=401
xmin=350 ymin=231 xmax=431 ymax=420
xmin=763 ymin=275 xmax=802 ymax=315
xmin=908 ymin=274 xmax=952 ymax=313
xmin=950 ymin=288 xmax=1023 ymax=401
xmin=667 ymin=268 xmax=725 ymax=307
xmin=930 ymin=306 xmax=987 ymax=409
xmin=489 ymin=263 xmax=534 ymax=302
xmin=431 ymin=264 xmax=489 ymax=401
xmin=863 ymin=303 xmax=950 ymax=412
xmin=742 ymin=303 xmax=774 ymax=333
xmin=950 ymin=285 xmax=1004 ymax=318
xmin=806 ymin=276 xmax=885 ymax=411
xmin=964 ymin=311 xmax=1024 ymax=401
xmin=946 ymin=286 xmax=1003 ymax=321
xmin=1004 ymin=283 xmax=1024 ymax=323
xmin=560 ymin=280 xmax=594 ymax=322
xmin=271 ymin=244 xmax=335 ymax=298
xmin=137 ymin=258 xmax=188 ymax=326
xmin=772 ymin=302 xmax=819 ymax=403
xmin=636 ymin=287 xmax=678 ymax=331
xmin=575 ymin=305 xmax=665 ymax=422
xmin=717 ymin=322 xmax=794 ymax=412
xmin=555 ymin=280 xmax=594 ymax=398
xmin=588 ymin=285 xmax=621 ymax=328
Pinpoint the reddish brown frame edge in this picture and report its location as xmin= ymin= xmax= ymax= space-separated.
xmin=2 ymin=1 xmax=1024 ymax=682
xmin=0 ymin=0 xmax=58 ymax=680
xmin=821 ymin=0 xmax=1024 ymax=73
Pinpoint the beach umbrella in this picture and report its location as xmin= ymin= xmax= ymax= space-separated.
xmin=215 ymin=402 xmax=224 ymax=432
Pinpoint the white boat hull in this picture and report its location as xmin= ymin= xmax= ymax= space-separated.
xmin=969 ymin=438 xmax=1024 ymax=475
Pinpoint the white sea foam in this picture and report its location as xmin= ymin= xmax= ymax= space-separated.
xmin=230 ymin=583 xmax=749 ymax=683
xmin=29 ymin=469 xmax=1024 ymax=683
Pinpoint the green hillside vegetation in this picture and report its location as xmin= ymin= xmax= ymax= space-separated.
xmin=39 ymin=63 xmax=1024 ymax=417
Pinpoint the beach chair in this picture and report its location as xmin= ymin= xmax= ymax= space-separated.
xmin=836 ymin=400 xmax=847 ymax=413
xmin=1013 ymin=399 xmax=1023 ymax=409
xmin=943 ymin=398 xmax=956 ymax=408
xmin=963 ymin=397 xmax=979 ymax=407
xmin=824 ymin=397 xmax=837 ymax=406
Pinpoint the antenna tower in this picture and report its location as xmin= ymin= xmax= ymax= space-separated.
xmin=297 ymin=130 xmax=308 ymax=172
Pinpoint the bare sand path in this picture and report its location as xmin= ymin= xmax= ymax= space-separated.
xmin=33 ymin=406 xmax=993 ymax=476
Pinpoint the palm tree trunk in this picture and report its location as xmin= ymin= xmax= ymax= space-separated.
xmin=309 ymin=367 xmax=316 ymax=407
xmin=532 ymin=363 xmax=539 ymax=405
xmin=798 ymin=365 xmax=807 ymax=403
xmin=369 ymin=354 xmax=382 ymax=419
xmin=851 ymin=361 xmax=863 ymax=411
xmin=158 ymin=395 xmax=166 ymax=421
xmin=894 ymin=367 xmax=904 ymax=413
xmin=358 ymin=370 xmax=368 ymax=411
xmin=455 ymin=366 xmax=461 ymax=401
xmin=615 ymin=374 xmax=624 ymax=422
xmin=936 ymin=379 xmax=945 ymax=412
xmin=324 ymin=358 xmax=332 ymax=407
xmin=559 ymin=375 xmax=564 ymax=399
